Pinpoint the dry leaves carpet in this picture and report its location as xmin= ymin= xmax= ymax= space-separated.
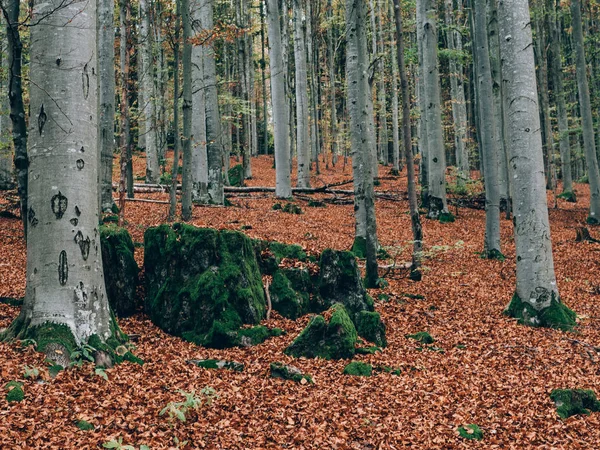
xmin=1 ymin=155 xmax=600 ymax=449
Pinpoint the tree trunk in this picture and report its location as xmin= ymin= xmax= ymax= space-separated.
xmin=181 ymin=0 xmax=193 ymax=220
xmin=393 ymin=0 xmax=423 ymax=281
xmin=416 ymin=0 xmax=428 ymax=205
xmin=5 ymin=0 xmax=119 ymax=355
xmin=0 ymin=22 xmax=13 ymax=190
xmin=346 ymin=0 xmax=378 ymax=288
xmin=421 ymin=0 xmax=449 ymax=219
xmin=389 ymin=0 xmax=401 ymax=173
xmin=499 ymin=0 xmax=575 ymax=330
xmin=266 ymin=0 xmax=292 ymax=198
xmin=140 ymin=0 xmax=159 ymax=184
xmin=5 ymin=0 xmax=27 ymax=234
xmin=327 ymin=0 xmax=338 ymax=167
xmin=118 ymin=0 xmax=132 ymax=223
xmin=293 ymin=0 xmax=310 ymax=188
xmin=474 ymin=0 xmax=501 ymax=258
xmin=572 ymin=0 xmax=600 ymax=222
xmin=376 ymin=0 xmax=388 ymax=166
xmin=200 ymin=0 xmax=224 ymax=204
xmin=169 ymin=0 xmax=182 ymax=221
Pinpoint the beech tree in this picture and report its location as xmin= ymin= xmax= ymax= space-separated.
xmin=293 ymin=0 xmax=310 ymax=188
xmin=2 ymin=0 xmax=121 ymax=360
xmin=499 ymin=0 xmax=575 ymax=330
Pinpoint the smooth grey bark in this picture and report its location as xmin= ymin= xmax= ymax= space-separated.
xmin=235 ymin=0 xmax=251 ymax=179
xmin=4 ymin=0 xmax=27 ymax=233
xmin=346 ymin=0 xmax=378 ymax=288
xmin=444 ymin=0 xmax=469 ymax=186
xmin=487 ymin=0 xmax=510 ymax=203
xmin=199 ymin=0 xmax=224 ymax=204
xmin=169 ymin=0 xmax=182 ymax=221
xmin=572 ymin=0 xmax=600 ymax=221
xmin=474 ymin=0 xmax=501 ymax=257
xmin=306 ymin=0 xmax=320 ymax=173
xmin=416 ymin=0 xmax=428 ymax=203
xmin=191 ymin=3 xmax=208 ymax=202
xmin=260 ymin=0 xmax=269 ymax=155
xmin=22 ymin=0 xmax=112 ymax=342
xmin=140 ymin=0 xmax=159 ymax=184
xmin=97 ymin=0 xmax=115 ymax=212
xmin=421 ymin=0 xmax=449 ymax=218
xmin=393 ymin=0 xmax=423 ymax=280
xmin=375 ymin=0 xmax=388 ymax=166
xmin=389 ymin=0 xmax=400 ymax=173
xmin=267 ymin=0 xmax=292 ymax=198
xmin=548 ymin=0 xmax=572 ymax=196
xmin=181 ymin=0 xmax=193 ymax=220
xmin=293 ymin=0 xmax=310 ymax=188
xmin=327 ymin=0 xmax=338 ymax=167
xmin=0 ymin=22 xmax=13 ymax=190
xmin=499 ymin=0 xmax=573 ymax=328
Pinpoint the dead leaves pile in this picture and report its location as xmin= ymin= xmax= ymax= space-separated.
xmin=2 ymin=156 xmax=600 ymax=448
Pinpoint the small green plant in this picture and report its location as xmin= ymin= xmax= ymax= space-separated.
xmin=102 ymin=437 xmax=149 ymax=450
xmin=159 ymin=172 xmax=173 ymax=185
xmin=70 ymin=343 xmax=97 ymax=366
xmin=22 ymin=365 xmax=41 ymax=380
xmin=95 ymin=368 xmax=109 ymax=381
xmin=458 ymin=424 xmax=483 ymax=441
xmin=5 ymin=380 xmax=24 ymax=403
xmin=76 ymin=419 xmax=94 ymax=431
xmin=282 ymin=202 xmax=302 ymax=214
xmin=159 ymin=387 xmax=217 ymax=423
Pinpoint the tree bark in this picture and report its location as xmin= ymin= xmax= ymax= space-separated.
xmin=0 ymin=20 xmax=13 ymax=190
xmin=293 ymin=0 xmax=310 ymax=188
xmin=181 ymin=0 xmax=193 ymax=220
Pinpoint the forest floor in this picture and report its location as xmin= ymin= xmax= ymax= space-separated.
xmin=2 ymin=154 xmax=600 ymax=449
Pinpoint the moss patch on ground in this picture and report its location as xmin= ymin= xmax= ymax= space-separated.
xmin=550 ymin=389 xmax=600 ymax=419
xmin=343 ymin=361 xmax=373 ymax=377
xmin=406 ymin=331 xmax=435 ymax=345
xmin=5 ymin=381 xmax=24 ymax=403
xmin=504 ymin=292 xmax=576 ymax=331
xmin=270 ymin=362 xmax=313 ymax=383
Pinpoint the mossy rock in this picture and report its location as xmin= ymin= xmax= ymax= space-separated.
xmin=557 ymin=191 xmax=577 ymax=203
xmin=282 ymin=203 xmax=303 ymax=214
xmin=269 ymin=269 xmax=311 ymax=320
xmin=253 ymin=240 xmax=308 ymax=275
xmin=285 ymin=304 xmax=357 ymax=360
xmin=504 ymin=292 xmax=576 ymax=331
xmin=343 ymin=361 xmax=372 ymax=377
xmin=76 ymin=420 xmax=95 ymax=431
xmin=100 ymin=225 xmax=140 ymax=317
xmin=5 ymin=381 xmax=24 ymax=403
xmin=550 ymin=389 xmax=600 ymax=419
xmin=356 ymin=346 xmax=382 ymax=355
xmin=439 ymin=212 xmax=456 ymax=223
xmin=188 ymin=359 xmax=244 ymax=372
xmin=144 ymin=225 xmax=265 ymax=347
xmin=228 ymin=164 xmax=244 ymax=187
xmin=318 ymin=249 xmax=372 ymax=318
xmin=356 ymin=311 xmax=387 ymax=347
xmin=406 ymin=331 xmax=435 ymax=345
xmin=457 ymin=424 xmax=483 ymax=440
xmin=307 ymin=200 xmax=326 ymax=208
xmin=270 ymin=362 xmax=313 ymax=384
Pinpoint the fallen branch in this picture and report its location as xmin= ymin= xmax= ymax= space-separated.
xmin=112 ymin=197 xmax=169 ymax=205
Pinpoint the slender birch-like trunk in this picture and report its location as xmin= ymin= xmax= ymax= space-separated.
xmin=416 ymin=0 xmax=428 ymax=204
xmin=0 ymin=23 xmax=13 ymax=190
xmin=169 ymin=0 xmax=182 ymax=220
xmin=293 ymin=0 xmax=310 ymax=188
xmin=572 ymin=0 xmax=600 ymax=221
xmin=327 ymin=0 xmax=338 ymax=167
xmin=181 ymin=0 xmax=193 ymax=220
xmin=267 ymin=0 xmax=292 ymax=198
xmin=389 ymin=0 xmax=400 ymax=173
xmin=499 ymin=0 xmax=575 ymax=330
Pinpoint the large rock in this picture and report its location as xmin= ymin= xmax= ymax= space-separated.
xmin=100 ymin=225 xmax=140 ymax=317
xmin=284 ymin=304 xmax=357 ymax=359
xmin=269 ymin=268 xmax=314 ymax=320
xmin=144 ymin=224 xmax=266 ymax=347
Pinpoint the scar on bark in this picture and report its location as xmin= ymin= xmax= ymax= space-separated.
xmin=74 ymin=231 xmax=91 ymax=260
xmin=58 ymin=250 xmax=68 ymax=285
xmin=76 ymin=159 xmax=84 ymax=170
xmin=51 ymin=191 xmax=68 ymax=219
xmin=38 ymin=104 xmax=47 ymax=135
xmin=28 ymin=207 xmax=38 ymax=227
xmin=82 ymin=64 xmax=90 ymax=99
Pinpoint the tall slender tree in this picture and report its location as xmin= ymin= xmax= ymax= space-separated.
xmin=293 ymin=0 xmax=310 ymax=188
xmin=500 ymin=0 xmax=575 ymax=330
xmin=181 ymin=0 xmax=193 ymax=220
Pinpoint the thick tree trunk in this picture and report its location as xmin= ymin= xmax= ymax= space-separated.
xmin=393 ymin=0 xmax=423 ymax=281
xmin=474 ymin=0 xmax=501 ymax=258
xmin=97 ymin=0 xmax=116 ymax=213
xmin=421 ymin=0 xmax=449 ymax=219
xmin=266 ymin=0 xmax=292 ymax=198
xmin=7 ymin=0 xmax=116 ymax=352
xmin=416 ymin=0 xmax=428 ymax=205
xmin=140 ymin=0 xmax=159 ymax=184
xmin=572 ymin=0 xmax=600 ymax=222
xmin=200 ymin=0 xmax=224 ymax=204
xmin=327 ymin=0 xmax=338 ymax=167
xmin=293 ymin=0 xmax=310 ymax=188
xmin=389 ymin=0 xmax=400 ymax=173
xmin=346 ymin=0 xmax=378 ymax=287
xmin=499 ymin=0 xmax=575 ymax=330
xmin=181 ymin=0 xmax=193 ymax=220
xmin=169 ymin=0 xmax=182 ymax=221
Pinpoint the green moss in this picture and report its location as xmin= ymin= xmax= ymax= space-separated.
xmin=550 ymin=389 xmax=600 ymax=419
xmin=484 ymin=248 xmax=505 ymax=261
xmin=587 ymin=216 xmax=599 ymax=225
xmin=269 ymin=242 xmax=307 ymax=261
xmin=285 ymin=304 xmax=358 ymax=360
xmin=376 ymin=365 xmax=401 ymax=375
xmin=228 ymin=164 xmax=244 ymax=187
xmin=269 ymin=270 xmax=311 ymax=319
xmin=356 ymin=346 xmax=382 ymax=355
xmin=270 ymin=362 xmax=313 ymax=383
xmin=438 ymin=212 xmax=456 ymax=223
xmin=557 ymin=191 xmax=577 ymax=202
xmin=282 ymin=203 xmax=303 ymax=214
xmin=406 ymin=331 xmax=435 ymax=345
xmin=343 ymin=361 xmax=372 ymax=377
xmin=272 ymin=203 xmax=282 ymax=210
xmin=578 ymin=174 xmax=589 ymax=184
xmin=356 ymin=311 xmax=387 ymax=347
xmin=458 ymin=424 xmax=483 ymax=440
xmin=351 ymin=236 xmax=367 ymax=258
xmin=76 ymin=420 xmax=94 ymax=431
xmin=101 ymin=214 xmax=119 ymax=224
xmin=403 ymin=293 xmax=425 ymax=300
xmin=307 ymin=200 xmax=326 ymax=208
xmin=0 ymin=297 xmax=23 ymax=306
xmin=377 ymin=294 xmax=390 ymax=302
xmin=189 ymin=359 xmax=244 ymax=372
xmin=5 ymin=381 xmax=24 ymax=403
xmin=504 ymin=292 xmax=576 ymax=331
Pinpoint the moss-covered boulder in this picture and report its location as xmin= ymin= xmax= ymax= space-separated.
xmin=318 ymin=249 xmax=371 ymax=317
xmin=228 ymin=164 xmax=244 ymax=187
xmin=343 ymin=361 xmax=372 ymax=377
xmin=284 ymin=304 xmax=357 ymax=360
xmin=269 ymin=269 xmax=314 ymax=319
xmin=550 ymin=389 xmax=600 ymax=419
xmin=144 ymin=224 xmax=266 ymax=347
xmin=100 ymin=225 xmax=140 ymax=317
xmin=270 ymin=362 xmax=313 ymax=383
xmin=253 ymin=240 xmax=308 ymax=275
xmin=356 ymin=311 xmax=387 ymax=347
